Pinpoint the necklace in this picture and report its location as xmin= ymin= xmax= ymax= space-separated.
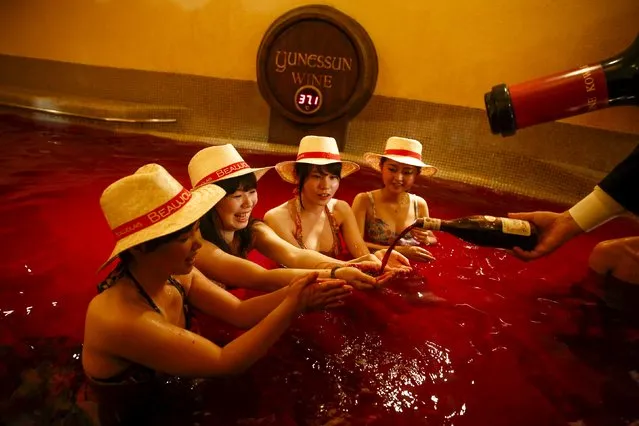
xmin=389 ymin=192 xmax=409 ymax=214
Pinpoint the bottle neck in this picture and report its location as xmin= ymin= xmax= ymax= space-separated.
xmin=602 ymin=34 xmax=639 ymax=106
xmin=485 ymin=33 xmax=638 ymax=136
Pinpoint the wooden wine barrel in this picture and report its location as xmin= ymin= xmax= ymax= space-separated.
xmin=257 ymin=5 xmax=378 ymax=126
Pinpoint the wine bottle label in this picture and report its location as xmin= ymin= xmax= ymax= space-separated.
xmin=501 ymin=218 xmax=531 ymax=236
xmin=420 ymin=217 xmax=441 ymax=231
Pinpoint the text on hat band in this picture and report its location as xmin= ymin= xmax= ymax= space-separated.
xmin=112 ymin=188 xmax=192 ymax=241
xmin=195 ymin=161 xmax=250 ymax=187
xmin=296 ymin=151 xmax=341 ymax=161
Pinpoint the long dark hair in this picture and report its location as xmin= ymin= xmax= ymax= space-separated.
xmin=199 ymin=172 xmax=258 ymax=258
xmin=294 ymin=162 xmax=342 ymax=209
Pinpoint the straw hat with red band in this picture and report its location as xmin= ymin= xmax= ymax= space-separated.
xmin=98 ymin=163 xmax=225 ymax=271
xmin=188 ymin=144 xmax=273 ymax=189
xmin=363 ymin=136 xmax=438 ymax=177
xmin=275 ymin=135 xmax=360 ymax=184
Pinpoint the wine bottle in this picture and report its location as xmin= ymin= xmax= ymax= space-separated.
xmin=484 ymin=33 xmax=639 ymax=136
xmin=416 ymin=215 xmax=538 ymax=251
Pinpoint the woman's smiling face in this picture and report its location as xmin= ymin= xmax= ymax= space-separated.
xmin=213 ymin=172 xmax=259 ymax=232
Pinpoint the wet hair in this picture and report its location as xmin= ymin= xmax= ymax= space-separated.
xmin=294 ymin=162 xmax=342 ymax=209
xmin=119 ymin=221 xmax=198 ymax=265
xmin=199 ymin=173 xmax=258 ymax=258
xmin=379 ymin=157 xmax=422 ymax=175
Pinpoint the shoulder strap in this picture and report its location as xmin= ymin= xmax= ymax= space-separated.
xmin=125 ymin=270 xmax=162 ymax=315
xmin=168 ymin=276 xmax=192 ymax=330
xmin=325 ymin=202 xmax=341 ymax=258
xmin=97 ymin=264 xmax=126 ymax=294
xmin=168 ymin=276 xmax=186 ymax=298
xmin=287 ymin=198 xmax=307 ymax=249
xmin=366 ymin=191 xmax=377 ymax=218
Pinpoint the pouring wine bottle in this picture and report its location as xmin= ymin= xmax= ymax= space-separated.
xmin=378 ymin=215 xmax=538 ymax=273
xmin=416 ymin=215 xmax=538 ymax=251
xmin=484 ymin=32 xmax=639 ymax=137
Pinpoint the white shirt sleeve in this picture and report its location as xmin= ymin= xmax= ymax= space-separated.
xmin=568 ymin=186 xmax=626 ymax=232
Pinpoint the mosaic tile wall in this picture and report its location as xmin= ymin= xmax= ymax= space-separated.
xmin=1 ymin=54 xmax=637 ymax=206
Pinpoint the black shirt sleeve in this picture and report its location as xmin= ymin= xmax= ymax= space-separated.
xmin=598 ymin=144 xmax=639 ymax=215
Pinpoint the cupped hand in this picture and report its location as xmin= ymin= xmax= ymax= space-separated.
xmin=346 ymin=261 xmax=407 ymax=288
xmin=335 ymin=266 xmax=379 ymax=291
xmin=295 ymin=273 xmax=353 ymax=311
xmin=374 ymin=249 xmax=412 ymax=271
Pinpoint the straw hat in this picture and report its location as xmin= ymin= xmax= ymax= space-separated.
xmin=188 ymin=144 xmax=273 ymax=189
xmin=275 ymin=135 xmax=360 ymax=184
xmin=363 ymin=136 xmax=438 ymax=177
xmin=99 ymin=163 xmax=225 ymax=270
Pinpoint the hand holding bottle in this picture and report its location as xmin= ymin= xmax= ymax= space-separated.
xmin=506 ymin=211 xmax=584 ymax=260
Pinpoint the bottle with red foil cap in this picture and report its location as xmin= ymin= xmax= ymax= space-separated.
xmin=484 ymin=33 xmax=639 ymax=137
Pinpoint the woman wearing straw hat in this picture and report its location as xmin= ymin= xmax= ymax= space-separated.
xmin=351 ymin=137 xmax=437 ymax=263
xmin=263 ymin=135 xmax=411 ymax=270
xmin=83 ymin=164 xmax=350 ymax=424
xmin=188 ymin=144 xmax=384 ymax=291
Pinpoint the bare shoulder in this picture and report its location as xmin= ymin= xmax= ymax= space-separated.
xmin=331 ymin=198 xmax=351 ymax=215
xmin=264 ymin=202 xmax=288 ymax=221
xmin=413 ymin=194 xmax=428 ymax=207
xmin=352 ymin=192 xmax=371 ymax=208
xmin=84 ymin=285 xmax=141 ymax=339
xmin=332 ymin=199 xmax=356 ymax=224
xmin=412 ymin=193 xmax=430 ymax=216
xmin=253 ymin=220 xmax=279 ymax=238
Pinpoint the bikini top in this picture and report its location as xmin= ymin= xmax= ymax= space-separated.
xmin=90 ymin=266 xmax=192 ymax=385
xmin=364 ymin=191 xmax=420 ymax=247
xmin=286 ymin=197 xmax=346 ymax=258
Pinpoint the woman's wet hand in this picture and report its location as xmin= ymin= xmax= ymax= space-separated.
xmin=374 ymin=249 xmax=413 ymax=272
xmin=287 ymin=272 xmax=319 ymax=310
xmin=299 ymin=277 xmax=353 ymax=311
xmin=396 ymin=246 xmax=436 ymax=263
xmin=412 ymin=228 xmax=438 ymax=245
xmin=335 ymin=266 xmax=379 ymax=291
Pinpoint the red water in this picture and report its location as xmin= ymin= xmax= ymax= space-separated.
xmin=1 ymin=114 xmax=638 ymax=425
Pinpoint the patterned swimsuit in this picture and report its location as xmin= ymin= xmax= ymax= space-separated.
xmin=364 ymin=191 xmax=421 ymax=246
